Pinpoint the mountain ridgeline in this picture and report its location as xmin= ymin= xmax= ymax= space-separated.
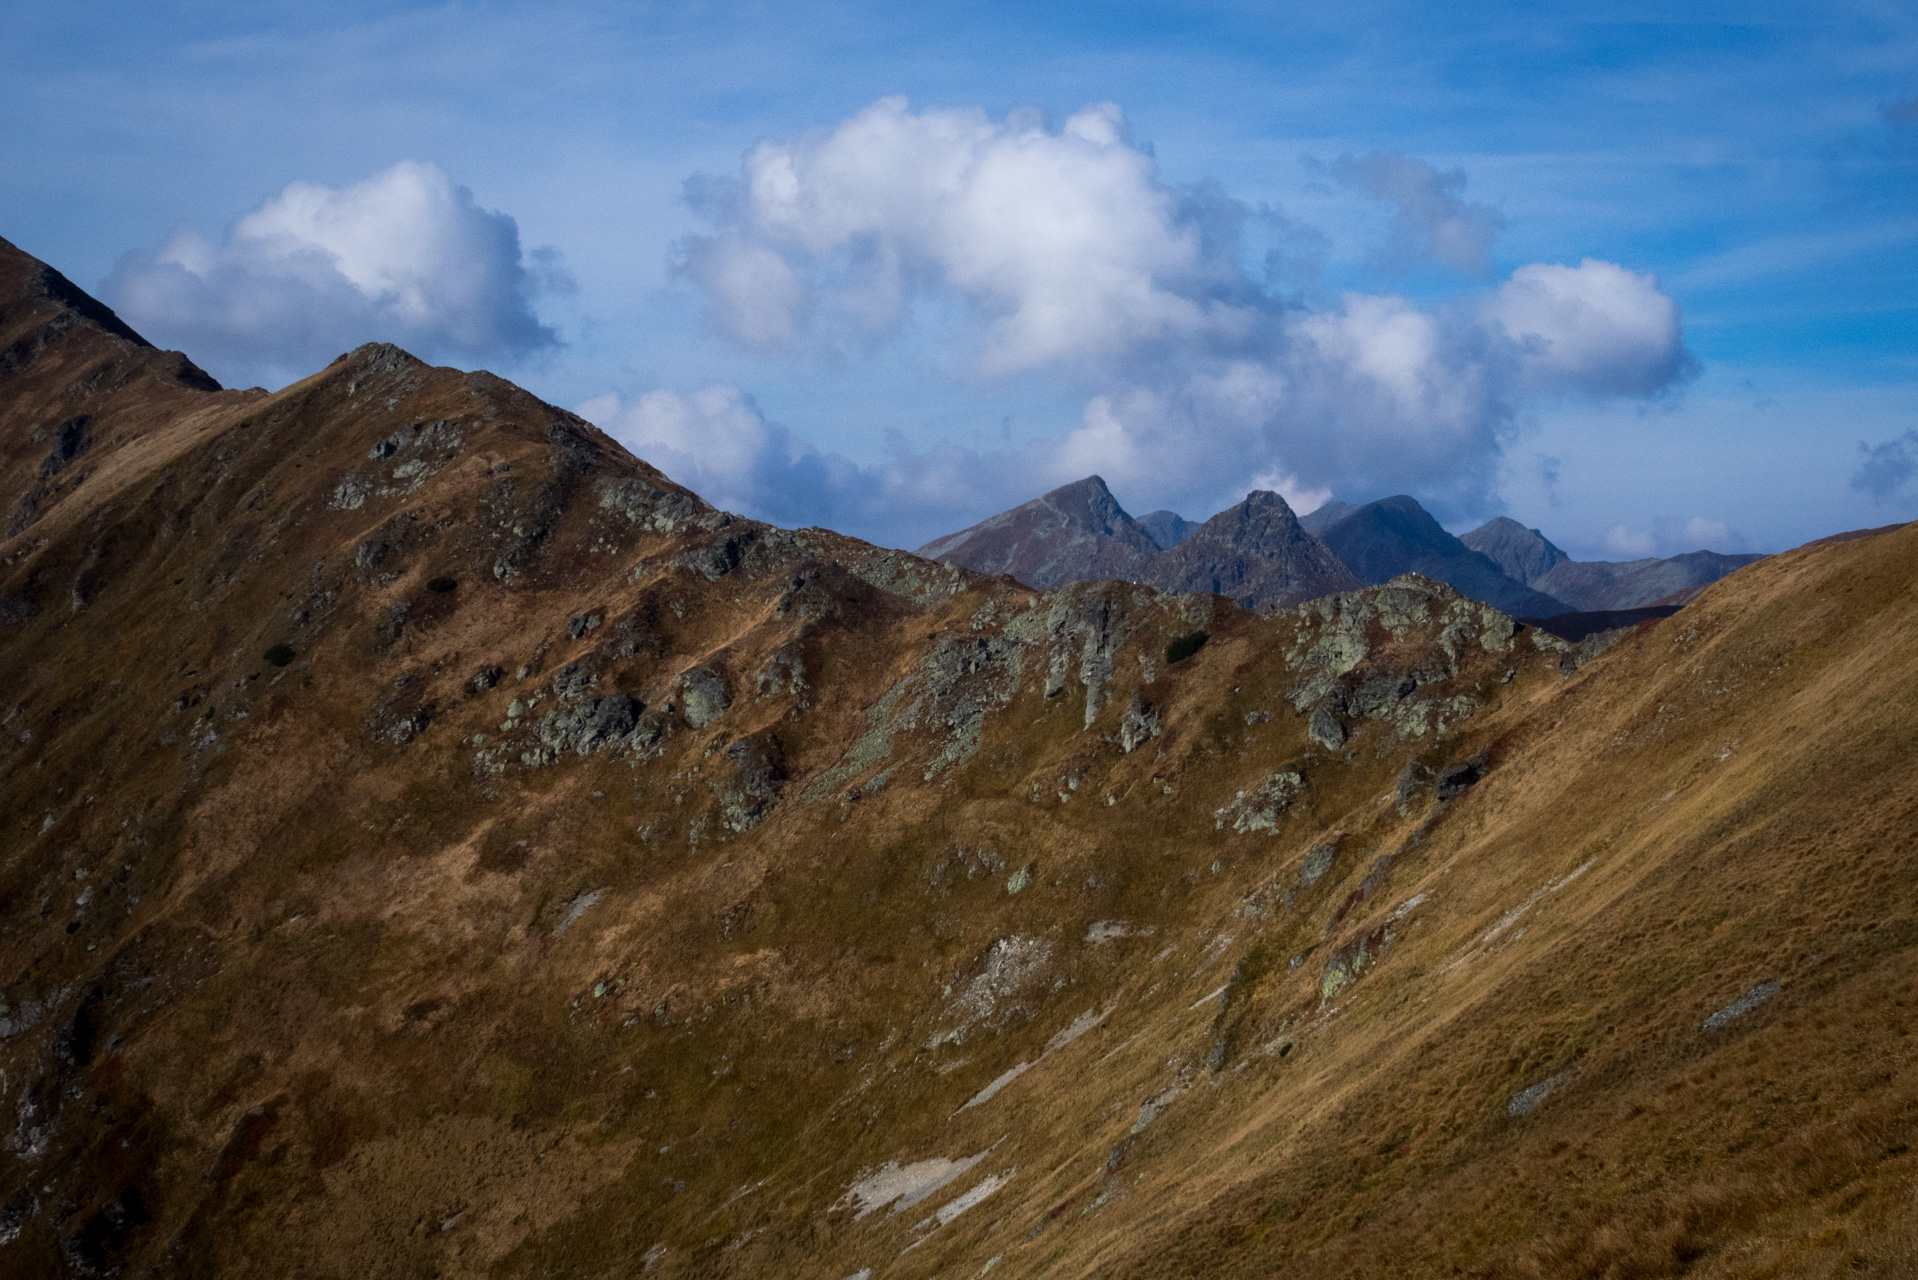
xmin=2 ymin=232 xmax=1916 ymax=1280
xmin=918 ymin=482 xmax=1763 ymax=622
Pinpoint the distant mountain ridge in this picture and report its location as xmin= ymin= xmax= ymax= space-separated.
xmin=921 ymin=482 xmax=1766 ymax=621
xmin=914 ymin=476 xmax=1162 ymax=591
xmin=1138 ymin=509 xmax=1197 ymax=549
xmin=916 ymin=479 xmax=1359 ymax=612
xmin=1461 ymin=516 xmax=1764 ymax=611
xmin=1313 ymin=497 xmax=1576 ymax=617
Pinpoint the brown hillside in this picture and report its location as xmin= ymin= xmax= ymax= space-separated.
xmin=0 ymin=239 xmax=1914 ymax=1279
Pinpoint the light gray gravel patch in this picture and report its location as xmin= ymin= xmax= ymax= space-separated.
xmin=1703 ymin=980 xmax=1778 ymax=1030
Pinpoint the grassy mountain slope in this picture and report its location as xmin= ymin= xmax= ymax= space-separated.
xmin=0 ymin=240 xmax=1913 ymax=1279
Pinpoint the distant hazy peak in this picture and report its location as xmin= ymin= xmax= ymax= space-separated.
xmin=1145 ymin=488 xmax=1361 ymax=611
xmin=1298 ymin=499 xmax=1358 ymax=536
xmin=914 ymin=474 xmax=1161 ymax=590
xmin=1461 ymin=515 xmax=1571 ymax=588
xmin=1138 ymin=509 xmax=1197 ymax=549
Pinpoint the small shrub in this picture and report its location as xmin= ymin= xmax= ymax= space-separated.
xmin=426 ymin=576 xmax=457 ymax=594
xmin=1165 ymin=630 xmax=1209 ymax=664
xmin=263 ymin=643 xmax=296 ymax=668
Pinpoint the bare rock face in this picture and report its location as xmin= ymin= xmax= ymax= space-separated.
xmin=915 ymin=475 xmax=1162 ymax=590
xmin=1143 ymin=490 xmax=1361 ymax=614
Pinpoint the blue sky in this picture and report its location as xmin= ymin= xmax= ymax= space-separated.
xmin=3 ymin=0 xmax=1915 ymax=557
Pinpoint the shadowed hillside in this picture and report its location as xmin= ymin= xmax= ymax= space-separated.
xmin=1 ymin=236 xmax=1914 ymax=1279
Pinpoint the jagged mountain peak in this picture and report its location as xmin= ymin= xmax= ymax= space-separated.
xmin=915 ymin=473 xmax=1162 ymax=589
xmin=1144 ymin=488 xmax=1361 ymax=612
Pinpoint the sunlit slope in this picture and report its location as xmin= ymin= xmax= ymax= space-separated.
xmin=1010 ymin=523 xmax=1918 ymax=1280
xmin=0 ymin=232 xmax=1912 ymax=1278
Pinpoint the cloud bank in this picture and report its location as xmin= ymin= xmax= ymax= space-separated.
xmin=104 ymin=161 xmax=560 ymax=386
xmin=648 ymin=97 xmax=1695 ymax=539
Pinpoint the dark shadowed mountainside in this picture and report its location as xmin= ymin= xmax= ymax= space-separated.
xmin=1316 ymin=496 xmax=1575 ymax=616
xmin=2 ymin=235 xmax=1915 ymax=1280
xmin=914 ymin=473 xmax=1162 ymax=589
xmin=1142 ymin=489 xmax=1360 ymax=611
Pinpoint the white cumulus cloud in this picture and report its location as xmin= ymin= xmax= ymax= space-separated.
xmin=580 ymin=386 xmax=1053 ymax=548
xmin=654 ymin=98 xmax=1698 ymax=537
xmin=1485 ymin=259 xmax=1696 ymax=397
xmin=678 ymin=96 xmax=1256 ymax=374
xmin=104 ymin=161 xmax=560 ymax=386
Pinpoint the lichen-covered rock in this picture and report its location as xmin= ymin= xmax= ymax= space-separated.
xmin=532 ymin=692 xmax=644 ymax=759
xmin=755 ymin=647 xmax=807 ymax=701
xmin=1320 ymin=924 xmax=1390 ymax=1004
xmin=717 ymin=737 xmax=784 ymax=832
xmin=1215 ymin=771 xmax=1302 ymax=834
xmin=1307 ymin=701 xmax=1345 ymax=751
xmin=550 ymin=661 xmax=599 ymax=701
xmin=1118 ymin=690 xmax=1160 ymax=754
xmin=1301 ymin=840 xmax=1337 ymax=886
xmin=676 ymin=668 xmax=730 ymax=728
xmin=595 ymin=475 xmax=716 ymax=536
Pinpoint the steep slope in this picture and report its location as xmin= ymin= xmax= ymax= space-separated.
xmin=1459 ymin=514 xmax=1572 ymax=586
xmin=915 ymin=474 xmax=1162 ymax=589
xmin=1143 ymin=489 xmax=1360 ymax=613
xmin=0 ymin=235 xmax=232 ymax=543
xmin=1 ymin=243 xmax=1914 ymax=1280
xmin=1137 ymin=509 xmax=1197 ymax=549
xmin=1320 ymin=495 xmax=1575 ymax=616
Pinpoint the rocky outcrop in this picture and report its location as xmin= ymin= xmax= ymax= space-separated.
xmin=1286 ymin=575 xmax=1517 ymax=749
